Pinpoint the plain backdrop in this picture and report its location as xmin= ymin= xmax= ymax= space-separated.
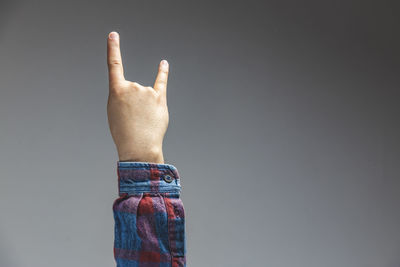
xmin=0 ymin=0 xmax=399 ymax=266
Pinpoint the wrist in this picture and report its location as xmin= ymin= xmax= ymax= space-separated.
xmin=118 ymin=146 xmax=164 ymax=164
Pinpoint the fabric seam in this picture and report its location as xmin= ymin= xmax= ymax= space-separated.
xmin=162 ymin=193 xmax=173 ymax=265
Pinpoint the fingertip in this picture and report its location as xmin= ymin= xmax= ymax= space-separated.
xmin=160 ymin=59 xmax=169 ymax=71
xmin=109 ymin=31 xmax=119 ymax=40
xmin=154 ymin=60 xmax=169 ymax=93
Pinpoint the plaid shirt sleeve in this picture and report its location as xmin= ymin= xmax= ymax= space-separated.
xmin=113 ymin=162 xmax=186 ymax=267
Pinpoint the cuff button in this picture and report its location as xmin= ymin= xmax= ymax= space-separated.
xmin=163 ymin=174 xmax=173 ymax=183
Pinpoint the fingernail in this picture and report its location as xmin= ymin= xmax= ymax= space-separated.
xmin=109 ymin=32 xmax=119 ymax=40
xmin=161 ymin=60 xmax=168 ymax=68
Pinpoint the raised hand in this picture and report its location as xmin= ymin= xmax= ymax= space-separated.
xmin=106 ymin=32 xmax=169 ymax=163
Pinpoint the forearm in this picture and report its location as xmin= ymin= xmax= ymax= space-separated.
xmin=113 ymin=162 xmax=186 ymax=266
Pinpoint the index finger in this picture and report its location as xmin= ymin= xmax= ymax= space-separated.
xmin=107 ymin=32 xmax=125 ymax=85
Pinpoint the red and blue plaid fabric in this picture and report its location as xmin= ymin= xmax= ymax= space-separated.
xmin=113 ymin=162 xmax=186 ymax=267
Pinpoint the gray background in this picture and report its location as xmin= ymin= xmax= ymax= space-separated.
xmin=0 ymin=0 xmax=399 ymax=266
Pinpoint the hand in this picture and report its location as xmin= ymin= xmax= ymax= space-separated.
xmin=106 ymin=32 xmax=169 ymax=163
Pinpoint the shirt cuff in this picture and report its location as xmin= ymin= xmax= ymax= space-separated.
xmin=117 ymin=161 xmax=181 ymax=196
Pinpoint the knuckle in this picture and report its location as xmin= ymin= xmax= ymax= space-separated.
xmin=131 ymin=82 xmax=141 ymax=89
xmin=109 ymin=82 xmax=127 ymax=95
xmin=145 ymin=86 xmax=157 ymax=97
xmin=108 ymin=60 xmax=121 ymax=67
xmin=110 ymin=87 xmax=125 ymax=96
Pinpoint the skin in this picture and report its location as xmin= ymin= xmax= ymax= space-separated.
xmin=106 ymin=31 xmax=169 ymax=163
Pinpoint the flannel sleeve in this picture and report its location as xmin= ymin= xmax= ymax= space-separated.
xmin=113 ymin=162 xmax=186 ymax=267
